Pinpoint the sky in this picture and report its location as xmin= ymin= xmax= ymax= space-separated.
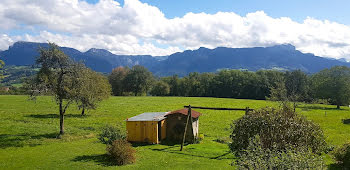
xmin=0 ymin=0 xmax=350 ymax=60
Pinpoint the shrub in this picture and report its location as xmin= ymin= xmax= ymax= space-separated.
xmin=236 ymin=136 xmax=325 ymax=169
xmin=229 ymin=107 xmax=327 ymax=154
xmin=107 ymin=140 xmax=136 ymax=166
xmin=333 ymin=142 xmax=350 ymax=167
xmin=98 ymin=125 xmax=126 ymax=145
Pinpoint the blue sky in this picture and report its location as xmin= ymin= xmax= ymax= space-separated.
xmin=87 ymin=0 xmax=350 ymax=24
xmin=0 ymin=0 xmax=350 ymax=59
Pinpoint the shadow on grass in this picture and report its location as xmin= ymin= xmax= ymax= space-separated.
xmin=130 ymin=140 xmax=179 ymax=147
xmin=0 ymin=133 xmax=58 ymax=149
xmin=151 ymin=145 xmax=232 ymax=160
xmin=25 ymin=113 xmax=89 ymax=119
xmin=72 ymin=154 xmax=116 ymax=167
xmin=328 ymin=163 xmax=342 ymax=170
xmin=297 ymin=105 xmax=342 ymax=111
xmin=342 ymin=119 xmax=350 ymax=124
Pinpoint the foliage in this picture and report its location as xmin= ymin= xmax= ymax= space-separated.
xmin=333 ymin=142 xmax=350 ymax=167
xmin=236 ymin=136 xmax=325 ymax=169
xmin=269 ymin=70 xmax=310 ymax=111
xmin=163 ymin=75 xmax=181 ymax=96
xmin=0 ymin=66 xmax=38 ymax=88
xmin=106 ymin=139 xmax=136 ymax=166
xmin=0 ymin=59 xmax=4 ymax=80
xmin=108 ymin=67 xmax=129 ymax=96
xmin=285 ymin=70 xmax=310 ymax=101
xmin=150 ymin=81 xmax=170 ymax=96
xmin=0 ymin=59 xmax=4 ymax=69
xmin=229 ymin=107 xmax=328 ymax=154
xmin=98 ymin=125 xmax=126 ymax=145
xmin=74 ymin=65 xmax=111 ymax=115
xmin=123 ymin=65 xmax=154 ymax=96
xmin=161 ymin=69 xmax=288 ymax=99
xmin=28 ymin=43 xmax=86 ymax=135
xmin=311 ymin=66 xmax=350 ymax=109
xmin=0 ymin=86 xmax=27 ymax=95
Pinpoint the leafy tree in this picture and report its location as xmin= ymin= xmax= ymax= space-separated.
xmin=150 ymin=81 xmax=170 ymax=96
xmin=109 ymin=67 xmax=129 ymax=96
xmin=311 ymin=66 xmax=350 ymax=109
xmin=123 ymin=65 xmax=154 ymax=96
xmin=285 ymin=70 xmax=309 ymax=102
xmin=168 ymin=75 xmax=180 ymax=96
xmin=74 ymin=65 xmax=111 ymax=115
xmin=268 ymin=76 xmax=292 ymax=110
xmin=256 ymin=70 xmax=285 ymax=99
xmin=197 ymin=73 xmax=215 ymax=97
xmin=29 ymin=43 xmax=82 ymax=136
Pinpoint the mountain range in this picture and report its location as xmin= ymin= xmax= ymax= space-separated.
xmin=1 ymin=41 xmax=349 ymax=76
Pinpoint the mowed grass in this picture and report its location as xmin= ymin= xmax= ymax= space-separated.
xmin=0 ymin=95 xmax=350 ymax=169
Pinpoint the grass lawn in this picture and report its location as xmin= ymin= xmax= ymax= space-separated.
xmin=0 ymin=95 xmax=350 ymax=169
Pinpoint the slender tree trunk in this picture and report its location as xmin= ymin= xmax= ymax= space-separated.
xmin=59 ymin=100 xmax=64 ymax=136
xmin=337 ymin=104 xmax=340 ymax=109
xmin=81 ymin=107 xmax=85 ymax=116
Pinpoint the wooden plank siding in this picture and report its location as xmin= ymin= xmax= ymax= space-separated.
xmin=160 ymin=119 xmax=167 ymax=140
xmin=127 ymin=120 xmax=166 ymax=144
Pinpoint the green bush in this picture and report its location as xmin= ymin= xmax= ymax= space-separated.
xmin=98 ymin=125 xmax=126 ymax=145
xmin=107 ymin=140 xmax=136 ymax=166
xmin=236 ymin=136 xmax=325 ymax=169
xmin=333 ymin=142 xmax=350 ymax=168
xmin=229 ymin=107 xmax=327 ymax=154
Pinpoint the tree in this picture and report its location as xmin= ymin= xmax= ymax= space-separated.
xmin=311 ymin=66 xmax=350 ymax=109
xmin=285 ymin=70 xmax=309 ymax=102
xmin=29 ymin=43 xmax=82 ymax=136
xmin=109 ymin=67 xmax=129 ymax=96
xmin=74 ymin=65 xmax=111 ymax=115
xmin=123 ymin=65 xmax=154 ymax=96
xmin=164 ymin=75 xmax=180 ymax=96
xmin=150 ymin=81 xmax=170 ymax=96
xmin=256 ymin=70 xmax=285 ymax=99
xmin=269 ymin=75 xmax=290 ymax=109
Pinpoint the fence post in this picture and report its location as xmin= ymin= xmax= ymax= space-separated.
xmin=180 ymin=105 xmax=191 ymax=151
xmin=245 ymin=107 xmax=249 ymax=114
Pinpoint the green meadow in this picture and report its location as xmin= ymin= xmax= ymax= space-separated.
xmin=0 ymin=95 xmax=349 ymax=169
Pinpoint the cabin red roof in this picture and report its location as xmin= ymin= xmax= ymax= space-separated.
xmin=166 ymin=108 xmax=201 ymax=118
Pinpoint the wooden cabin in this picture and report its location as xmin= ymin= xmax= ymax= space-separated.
xmin=126 ymin=109 xmax=201 ymax=144
xmin=126 ymin=112 xmax=167 ymax=144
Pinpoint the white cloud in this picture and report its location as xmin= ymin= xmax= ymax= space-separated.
xmin=0 ymin=0 xmax=350 ymax=59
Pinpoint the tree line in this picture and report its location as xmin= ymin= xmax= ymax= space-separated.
xmin=109 ymin=65 xmax=350 ymax=109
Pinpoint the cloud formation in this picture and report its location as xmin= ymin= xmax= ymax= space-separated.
xmin=0 ymin=0 xmax=350 ymax=59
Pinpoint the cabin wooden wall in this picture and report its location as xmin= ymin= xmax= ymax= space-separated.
xmin=126 ymin=121 xmax=158 ymax=144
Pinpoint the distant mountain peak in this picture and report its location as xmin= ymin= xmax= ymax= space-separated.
xmin=269 ymin=44 xmax=296 ymax=51
xmin=86 ymin=48 xmax=111 ymax=54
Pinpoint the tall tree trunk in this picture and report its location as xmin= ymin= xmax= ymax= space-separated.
xmin=337 ymin=104 xmax=340 ymax=109
xmin=81 ymin=107 xmax=85 ymax=116
xmin=59 ymin=100 xmax=64 ymax=135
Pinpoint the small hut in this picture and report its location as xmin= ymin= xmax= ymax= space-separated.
xmin=126 ymin=112 xmax=167 ymax=144
xmin=126 ymin=109 xmax=201 ymax=144
xmin=165 ymin=108 xmax=201 ymax=143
